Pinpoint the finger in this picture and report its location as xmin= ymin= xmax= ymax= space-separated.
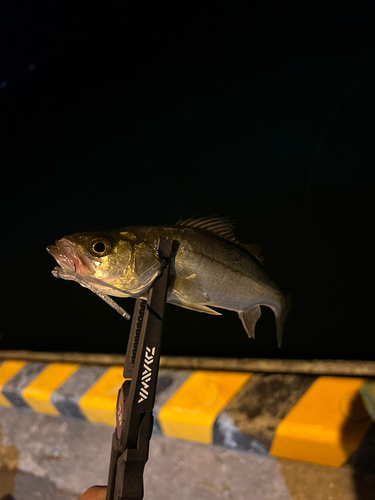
xmin=79 ymin=485 xmax=107 ymax=500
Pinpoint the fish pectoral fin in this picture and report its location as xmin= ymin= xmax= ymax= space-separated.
xmin=238 ymin=305 xmax=262 ymax=339
xmin=172 ymin=277 xmax=210 ymax=303
xmin=171 ymin=301 xmax=222 ymax=315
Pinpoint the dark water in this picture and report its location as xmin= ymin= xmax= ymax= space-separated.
xmin=1 ymin=1 xmax=375 ymax=361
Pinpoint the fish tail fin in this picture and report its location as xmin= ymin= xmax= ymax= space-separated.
xmin=272 ymin=293 xmax=291 ymax=348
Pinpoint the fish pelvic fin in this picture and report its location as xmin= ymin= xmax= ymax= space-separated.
xmin=170 ymin=300 xmax=222 ymax=315
xmin=238 ymin=305 xmax=262 ymax=339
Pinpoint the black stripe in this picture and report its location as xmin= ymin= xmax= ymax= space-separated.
xmin=2 ymin=363 xmax=46 ymax=410
xmin=51 ymin=366 xmax=106 ymax=419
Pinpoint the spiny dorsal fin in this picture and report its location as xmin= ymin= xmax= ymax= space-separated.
xmin=175 ymin=215 xmax=237 ymax=241
xmin=175 ymin=215 xmax=264 ymax=264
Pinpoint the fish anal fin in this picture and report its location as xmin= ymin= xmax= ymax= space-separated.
xmin=172 ymin=277 xmax=210 ymax=304
xmin=239 ymin=305 xmax=262 ymax=339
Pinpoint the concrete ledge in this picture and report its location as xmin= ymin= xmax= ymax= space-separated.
xmin=1 ymin=351 xmax=375 ymax=376
xmin=0 ymin=360 xmax=374 ymax=468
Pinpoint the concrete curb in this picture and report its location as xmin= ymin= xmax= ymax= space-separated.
xmin=0 ymin=360 xmax=374 ymax=468
xmin=1 ymin=351 xmax=375 ymax=376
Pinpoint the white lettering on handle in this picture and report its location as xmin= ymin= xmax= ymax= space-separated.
xmin=138 ymin=347 xmax=156 ymax=403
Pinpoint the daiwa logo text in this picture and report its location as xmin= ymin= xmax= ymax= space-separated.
xmin=138 ymin=346 xmax=156 ymax=403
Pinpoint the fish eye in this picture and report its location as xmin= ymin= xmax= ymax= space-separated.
xmin=89 ymin=238 xmax=111 ymax=256
xmin=93 ymin=241 xmax=106 ymax=253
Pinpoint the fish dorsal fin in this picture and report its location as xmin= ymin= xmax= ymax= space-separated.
xmin=175 ymin=215 xmax=237 ymax=242
xmin=176 ymin=215 xmax=264 ymax=264
xmin=242 ymin=243 xmax=264 ymax=264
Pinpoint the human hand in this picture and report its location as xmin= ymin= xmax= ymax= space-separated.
xmin=79 ymin=485 xmax=107 ymax=500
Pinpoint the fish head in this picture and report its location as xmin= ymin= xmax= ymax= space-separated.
xmin=47 ymin=230 xmax=162 ymax=296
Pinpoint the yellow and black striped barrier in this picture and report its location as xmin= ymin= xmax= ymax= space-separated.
xmin=0 ymin=359 xmax=374 ymax=468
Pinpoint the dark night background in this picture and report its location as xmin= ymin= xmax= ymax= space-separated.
xmin=1 ymin=1 xmax=374 ymax=360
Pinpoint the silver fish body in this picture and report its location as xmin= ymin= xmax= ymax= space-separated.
xmin=124 ymin=222 xmax=289 ymax=345
xmin=47 ymin=217 xmax=289 ymax=345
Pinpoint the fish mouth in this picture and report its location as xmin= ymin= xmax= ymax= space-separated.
xmin=46 ymin=238 xmax=92 ymax=274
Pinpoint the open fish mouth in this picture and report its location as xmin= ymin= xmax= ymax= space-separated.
xmin=46 ymin=238 xmax=92 ymax=274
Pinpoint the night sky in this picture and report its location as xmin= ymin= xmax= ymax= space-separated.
xmin=1 ymin=1 xmax=375 ymax=360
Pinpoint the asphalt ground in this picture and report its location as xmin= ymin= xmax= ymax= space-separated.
xmin=1 ymin=407 xmax=375 ymax=500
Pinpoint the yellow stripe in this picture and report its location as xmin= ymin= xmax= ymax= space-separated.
xmin=270 ymin=376 xmax=372 ymax=467
xmin=0 ymin=360 xmax=26 ymax=407
xmin=159 ymin=371 xmax=251 ymax=444
xmin=22 ymin=363 xmax=79 ymax=415
xmin=79 ymin=367 xmax=124 ymax=426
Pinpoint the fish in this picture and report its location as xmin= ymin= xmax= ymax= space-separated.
xmin=47 ymin=216 xmax=290 ymax=346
